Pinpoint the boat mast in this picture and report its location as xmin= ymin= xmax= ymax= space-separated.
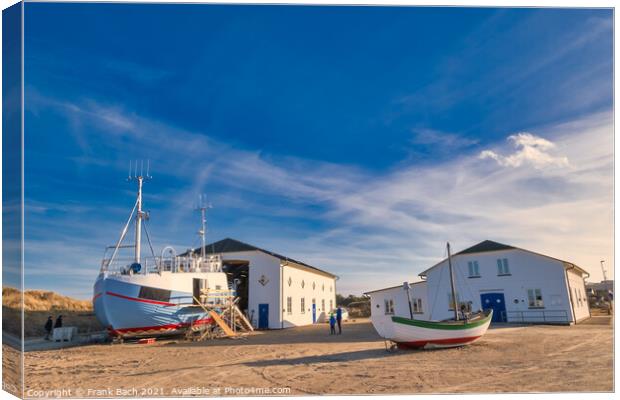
xmin=196 ymin=195 xmax=212 ymax=260
xmin=134 ymin=175 xmax=143 ymax=264
xmin=129 ymin=160 xmax=150 ymax=265
xmin=447 ymin=242 xmax=459 ymax=321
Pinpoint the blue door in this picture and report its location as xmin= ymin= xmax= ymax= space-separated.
xmin=480 ymin=293 xmax=507 ymax=323
xmin=312 ymin=303 xmax=317 ymax=323
xmin=258 ymin=304 xmax=269 ymax=329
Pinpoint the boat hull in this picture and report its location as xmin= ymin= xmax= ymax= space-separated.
xmin=93 ymin=271 xmax=229 ymax=338
xmin=371 ymin=310 xmax=493 ymax=349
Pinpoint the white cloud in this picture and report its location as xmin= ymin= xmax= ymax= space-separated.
xmin=25 ymin=94 xmax=614 ymax=297
xmin=479 ymin=132 xmax=570 ymax=169
xmin=410 ymin=128 xmax=479 ymax=149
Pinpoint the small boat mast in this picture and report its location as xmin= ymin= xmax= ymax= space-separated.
xmin=447 ymin=242 xmax=459 ymax=321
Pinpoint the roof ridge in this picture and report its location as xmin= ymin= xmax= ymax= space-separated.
xmin=196 ymin=237 xmax=337 ymax=278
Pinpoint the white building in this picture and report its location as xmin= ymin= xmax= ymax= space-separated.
xmin=366 ymin=240 xmax=591 ymax=325
xmin=365 ymin=281 xmax=429 ymax=331
xmin=197 ymin=238 xmax=337 ymax=329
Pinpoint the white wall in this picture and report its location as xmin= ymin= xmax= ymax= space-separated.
xmin=566 ymin=267 xmax=590 ymax=322
xmin=368 ymin=282 xmax=429 ymax=337
xmin=220 ymin=251 xmax=336 ymax=329
xmin=424 ymin=249 xmax=577 ymax=323
xmin=221 ymin=251 xmax=281 ymax=329
xmin=281 ymin=264 xmax=336 ymax=328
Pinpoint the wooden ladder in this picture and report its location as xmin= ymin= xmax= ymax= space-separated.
xmin=232 ymin=305 xmax=254 ymax=332
xmin=209 ymin=310 xmax=237 ymax=337
xmin=192 ymin=296 xmax=237 ymax=338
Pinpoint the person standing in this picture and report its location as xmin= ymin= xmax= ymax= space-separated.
xmin=44 ymin=316 xmax=53 ymax=340
xmin=329 ymin=313 xmax=336 ymax=335
xmin=54 ymin=315 xmax=63 ymax=329
xmin=336 ymin=306 xmax=343 ymax=335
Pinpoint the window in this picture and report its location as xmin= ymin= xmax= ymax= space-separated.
xmin=286 ymin=296 xmax=292 ymax=314
xmin=447 ymin=292 xmax=460 ymax=310
xmin=301 ymin=280 xmax=305 ymax=289
xmin=322 ymin=284 xmax=325 ymax=292
xmin=139 ymin=286 xmax=171 ymax=303
xmin=384 ymin=299 xmax=395 ymax=315
xmin=497 ymin=258 xmax=510 ymax=275
xmin=412 ymin=298 xmax=423 ymax=313
xmin=301 ymin=297 xmax=305 ymax=313
xmin=329 ymin=299 xmax=333 ymax=311
xmin=528 ymin=289 xmax=544 ymax=308
xmin=468 ymin=261 xmax=480 ymax=277
xmin=312 ymin=282 xmax=316 ymax=290
xmin=287 ymin=277 xmax=292 ymax=287
xmin=321 ymin=299 xmax=325 ymax=312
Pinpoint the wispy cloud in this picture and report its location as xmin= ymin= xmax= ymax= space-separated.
xmin=24 ymin=93 xmax=613 ymax=297
xmin=410 ymin=128 xmax=479 ymax=149
xmin=389 ymin=11 xmax=612 ymax=127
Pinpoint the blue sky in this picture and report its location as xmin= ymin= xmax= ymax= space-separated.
xmin=21 ymin=4 xmax=613 ymax=298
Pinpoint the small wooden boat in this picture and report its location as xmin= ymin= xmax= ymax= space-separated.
xmin=373 ymin=242 xmax=493 ymax=349
xmin=381 ymin=309 xmax=493 ymax=349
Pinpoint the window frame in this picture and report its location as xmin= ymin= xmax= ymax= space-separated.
xmin=447 ymin=292 xmax=461 ymax=311
xmin=384 ymin=299 xmax=395 ymax=315
xmin=527 ymin=288 xmax=544 ymax=308
xmin=467 ymin=261 xmax=480 ymax=278
xmin=301 ymin=297 xmax=305 ymax=314
xmin=497 ymin=258 xmax=511 ymax=276
xmin=412 ymin=298 xmax=423 ymax=314
xmin=139 ymin=286 xmax=172 ymax=303
xmin=286 ymin=296 xmax=293 ymax=315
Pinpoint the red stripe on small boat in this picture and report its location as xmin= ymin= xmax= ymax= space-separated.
xmin=397 ymin=335 xmax=482 ymax=349
xmin=109 ymin=317 xmax=214 ymax=336
xmin=105 ymin=291 xmax=175 ymax=306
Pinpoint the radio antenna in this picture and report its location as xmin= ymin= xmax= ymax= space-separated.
xmin=127 ymin=160 xmax=152 ymax=264
xmin=196 ymin=194 xmax=213 ymax=260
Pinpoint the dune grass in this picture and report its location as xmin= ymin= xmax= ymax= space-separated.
xmin=3 ymin=287 xmax=103 ymax=338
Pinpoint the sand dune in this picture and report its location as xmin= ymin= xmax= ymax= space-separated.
xmin=2 ymin=287 xmax=102 ymax=338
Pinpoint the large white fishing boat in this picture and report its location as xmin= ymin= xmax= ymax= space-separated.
xmin=93 ymin=164 xmax=231 ymax=339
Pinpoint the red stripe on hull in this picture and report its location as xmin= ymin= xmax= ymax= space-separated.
xmin=105 ymin=291 xmax=175 ymax=306
xmin=109 ymin=317 xmax=214 ymax=336
xmin=397 ymin=335 xmax=482 ymax=349
xmin=92 ymin=293 xmax=102 ymax=302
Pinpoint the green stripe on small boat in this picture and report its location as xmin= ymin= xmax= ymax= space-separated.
xmin=391 ymin=311 xmax=492 ymax=330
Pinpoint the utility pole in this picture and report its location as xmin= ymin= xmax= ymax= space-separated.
xmin=600 ymin=260 xmax=607 ymax=282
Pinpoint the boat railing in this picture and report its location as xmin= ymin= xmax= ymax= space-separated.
xmin=100 ymin=253 xmax=223 ymax=275
xmin=502 ymin=310 xmax=570 ymax=324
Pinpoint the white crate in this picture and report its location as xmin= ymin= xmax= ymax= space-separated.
xmin=53 ymin=327 xmax=77 ymax=342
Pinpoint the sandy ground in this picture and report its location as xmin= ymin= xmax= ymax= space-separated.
xmin=19 ymin=317 xmax=613 ymax=397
